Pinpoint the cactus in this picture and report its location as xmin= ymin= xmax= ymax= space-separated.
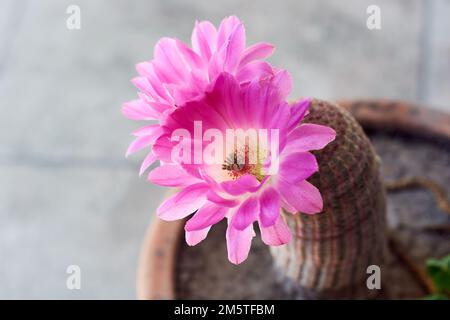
xmin=270 ymin=99 xmax=387 ymax=299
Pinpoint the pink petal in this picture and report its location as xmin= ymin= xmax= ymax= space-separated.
xmin=135 ymin=61 xmax=153 ymax=77
xmin=226 ymin=223 xmax=254 ymax=265
xmin=287 ymin=123 xmax=336 ymax=152
xmin=135 ymin=61 xmax=158 ymax=80
xmin=287 ymin=98 xmax=310 ymax=131
xmin=147 ymin=100 xmax=171 ymax=113
xmin=185 ymin=202 xmax=228 ymax=231
xmin=259 ymin=187 xmax=280 ymax=227
xmin=152 ymin=135 xmax=175 ymax=163
xmin=163 ymin=76 xmax=233 ymax=133
xmin=185 ymin=227 xmax=210 ymax=246
xmin=240 ymin=71 xmax=291 ymax=126
xmin=231 ymin=196 xmax=259 ymax=230
xmin=281 ymin=197 xmax=297 ymax=214
xmin=206 ymin=190 xmax=239 ymax=207
xmin=267 ymin=100 xmax=291 ymax=134
xmin=135 ymin=62 xmax=169 ymax=101
xmin=181 ymin=164 xmax=203 ymax=180
xmin=125 ymin=135 xmax=155 ymax=157
xmin=157 ymin=183 xmax=209 ymax=221
xmin=138 ymin=92 xmax=171 ymax=113
xmin=122 ymin=99 xmax=159 ymax=121
xmin=191 ymin=20 xmax=217 ymax=61
xmin=217 ymin=16 xmax=242 ymax=47
xmin=131 ymin=77 xmax=159 ymax=99
xmin=132 ymin=125 xmax=160 ymax=137
xmin=135 ymin=63 xmax=174 ymax=104
xmin=235 ymin=61 xmax=274 ymax=84
xmin=222 ymin=22 xmax=245 ymax=73
xmin=150 ymin=61 xmax=181 ymax=98
xmin=154 ymin=38 xmax=187 ymax=81
xmin=139 ymin=152 xmax=157 ymax=176
xmin=271 ymin=69 xmax=292 ymax=101
xmin=259 ymin=215 xmax=291 ymax=246
xmin=277 ymin=179 xmax=323 ymax=214
xmin=175 ymin=39 xmax=205 ymax=70
xmin=238 ymin=42 xmax=275 ymax=69
xmin=240 ymin=71 xmax=291 ymax=129
xmin=204 ymin=72 xmax=242 ymax=127
xmin=170 ymin=85 xmax=199 ymax=106
xmin=220 ymin=174 xmax=261 ymax=196
xmin=207 ymin=50 xmax=223 ymax=81
xmin=163 ymin=72 xmax=260 ymax=134
xmin=148 ymin=165 xmax=202 ymax=187
xmin=278 ymin=152 xmax=318 ymax=184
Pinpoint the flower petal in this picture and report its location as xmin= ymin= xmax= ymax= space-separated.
xmin=259 ymin=215 xmax=291 ymax=246
xmin=131 ymin=76 xmax=162 ymax=101
xmin=287 ymin=98 xmax=310 ymax=131
xmin=206 ymin=190 xmax=239 ymax=207
xmin=259 ymin=187 xmax=280 ymax=227
xmin=222 ymin=22 xmax=245 ymax=73
xmin=135 ymin=63 xmax=174 ymax=104
xmin=175 ymin=39 xmax=205 ymax=70
xmin=154 ymin=38 xmax=187 ymax=82
xmin=135 ymin=62 xmax=169 ymax=100
xmin=132 ymin=125 xmax=160 ymax=137
xmin=278 ymin=152 xmax=318 ymax=184
xmin=122 ymin=99 xmax=159 ymax=121
xmin=152 ymin=135 xmax=175 ymax=163
xmin=271 ymin=69 xmax=292 ymax=101
xmin=235 ymin=61 xmax=274 ymax=84
xmin=125 ymin=135 xmax=156 ymax=157
xmin=138 ymin=92 xmax=171 ymax=113
xmin=191 ymin=20 xmax=217 ymax=61
xmin=220 ymin=174 xmax=261 ymax=196
xmin=280 ymin=197 xmax=296 ymax=214
xmin=286 ymin=123 xmax=336 ymax=152
xmin=139 ymin=152 xmax=157 ymax=176
xmin=226 ymin=223 xmax=254 ymax=265
xmin=148 ymin=165 xmax=202 ymax=187
xmin=238 ymin=42 xmax=275 ymax=69
xmin=217 ymin=16 xmax=242 ymax=47
xmin=186 ymin=227 xmax=210 ymax=246
xmin=157 ymin=183 xmax=209 ymax=221
xmin=185 ymin=202 xmax=228 ymax=231
xmin=277 ymin=179 xmax=323 ymax=214
xmin=231 ymin=196 xmax=260 ymax=230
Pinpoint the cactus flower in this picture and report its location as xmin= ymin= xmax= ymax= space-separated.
xmin=149 ymin=72 xmax=335 ymax=264
xmin=123 ymin=16 xmax=277 ymax=176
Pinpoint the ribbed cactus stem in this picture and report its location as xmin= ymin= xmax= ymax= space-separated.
xmin=270 ymin=100 xmax=387 ymax=299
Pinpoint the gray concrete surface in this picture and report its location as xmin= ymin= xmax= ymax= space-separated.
xmin=0 ymin=0 xmax=448 ymax=299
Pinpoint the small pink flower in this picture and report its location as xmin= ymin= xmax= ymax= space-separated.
xmin=123 ymin=16 xmax=277 ymax=176
xmin=148 ymin=72 xmax=336 ymax=264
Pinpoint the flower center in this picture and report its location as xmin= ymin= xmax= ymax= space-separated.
xmin=221 ymin=144 xmax=265 ymax=181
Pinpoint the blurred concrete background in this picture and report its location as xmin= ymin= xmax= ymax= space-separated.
xmin=0 ymin=0 xmax=448 ymax=299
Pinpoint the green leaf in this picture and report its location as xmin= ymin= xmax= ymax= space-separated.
xmin=426 ymin=255 xmax=450 ymax=294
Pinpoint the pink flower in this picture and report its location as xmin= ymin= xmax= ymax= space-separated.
xmin=123 ymin=16 xmax=277 ymax=176
xmin=148 ymin=72 xmax=336 ymax=264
